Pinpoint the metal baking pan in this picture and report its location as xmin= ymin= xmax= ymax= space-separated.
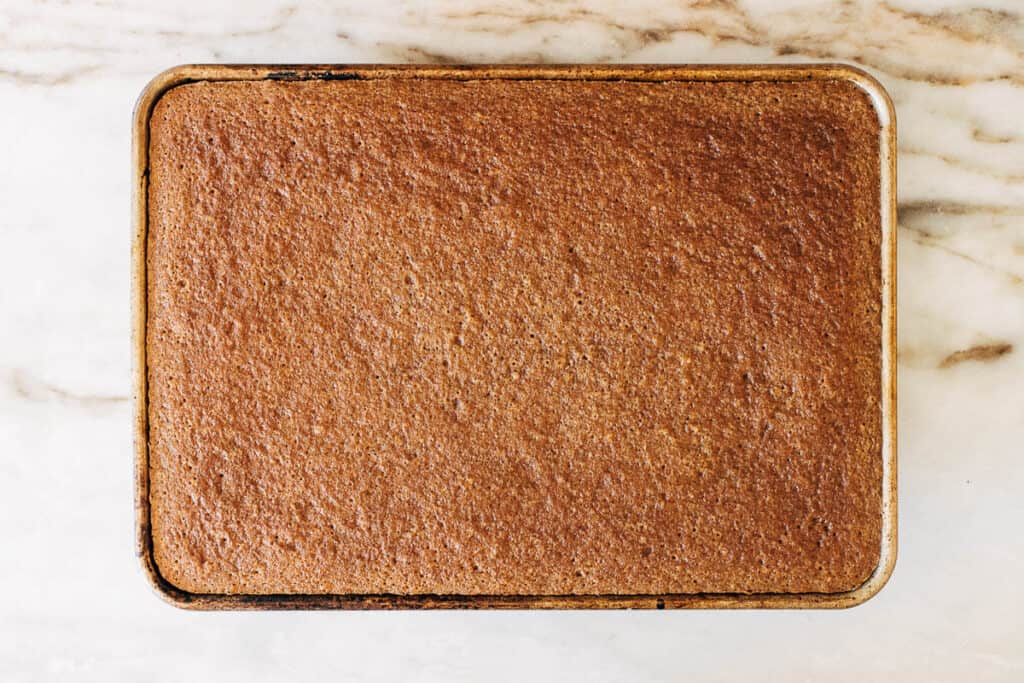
xmin=132 ymin=64 xmax=896 ymax=609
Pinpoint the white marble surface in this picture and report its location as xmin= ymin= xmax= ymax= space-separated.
xmin=2 ymin=0 xmax=1022 ymax=680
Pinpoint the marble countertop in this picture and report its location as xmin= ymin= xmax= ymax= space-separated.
xmin=2 ymin=0 xmax=1021 ymax=680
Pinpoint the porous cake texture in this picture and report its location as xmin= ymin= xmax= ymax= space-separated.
xmin=147 ymin=75 xmax=884 ymax=596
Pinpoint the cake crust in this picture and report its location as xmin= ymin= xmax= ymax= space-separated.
xmin=145 ymin=71 xmax=887 ymax=598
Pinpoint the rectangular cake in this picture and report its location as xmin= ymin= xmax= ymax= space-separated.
xmin=133 ymin=65 xmax=896 ymax=608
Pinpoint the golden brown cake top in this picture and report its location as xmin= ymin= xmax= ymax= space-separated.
xmin=147 ymin=74 xmax=884 ymax=596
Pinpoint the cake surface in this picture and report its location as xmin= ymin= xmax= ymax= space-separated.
xmin=146 ymin=74 xmax=884 ymax=597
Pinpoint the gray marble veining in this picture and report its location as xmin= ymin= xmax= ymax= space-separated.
xmin=0 ymin=1 xmax=1021 ymax=681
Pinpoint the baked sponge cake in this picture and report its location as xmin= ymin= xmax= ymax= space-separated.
xmin=143 ymin=68 xmax=893 ymax=603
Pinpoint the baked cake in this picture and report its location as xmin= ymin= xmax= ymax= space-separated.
xmin=145 ymin=70 xmax=888 ymax=599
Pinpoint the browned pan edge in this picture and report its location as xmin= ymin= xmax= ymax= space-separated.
xmin=132 ymin=63 xmax=897 ymax=610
